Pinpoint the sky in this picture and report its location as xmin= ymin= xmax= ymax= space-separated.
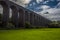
xmin=0 ymin=0 xmax=60 ymax=21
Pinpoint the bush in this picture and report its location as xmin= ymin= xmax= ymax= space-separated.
xmin=25 ymin=22 xmax=33 ymax=28
xmin=6 ymin=23 xmax=15 ymax=29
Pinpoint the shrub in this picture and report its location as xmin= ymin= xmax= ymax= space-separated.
xmin=6 ymin=23 xmax=15 ymax=29
xmin=25 ymin=22 xmax=33 ymax=28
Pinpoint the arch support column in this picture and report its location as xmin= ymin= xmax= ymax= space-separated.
xmin=0 ymin=1 xmax=9 ymax=27
xmin=11 ymin=6 xmax=19 ymax=28
xmin=2 ymin=6 xmax=9 ymax=27
xmin=25 ymin=11 xmax=30 ymax=23
xmin=30 ymin=13 xmax=34 ymax=26
xmin=19 ymin=9 xmax=25 ymax=28
xmin=34 ymin=14 xmax=37 ymax=26
xmin=37 ymin=15 xmax=40 ymax=26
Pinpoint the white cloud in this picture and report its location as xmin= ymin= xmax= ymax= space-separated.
xmin=10 ymin=0 xmax=31 ymax=7
xmin=36 ymin=0 xmax=43 ymax=3
xmin=36 ymin=5 xmax=60 ymax=15
xmin=39 ymin=8 xmax=60 ymax=21
xmin=29 ymin=2 xmax=36 ymax=7
xmin=40 ymin=5 xmax=50 ymax=10
xmin=19 ymin=0 xmax=31 ymax=4
xmin=43 ymin=1 xmax=49 ymax=4
xmin=56 ymin=2 xmax=60 ymax=8
xmin=47 ymin=8 xmax=60 ymax=13
xmin=36 ymin=4 xmax=60 ymax=21
xmin=41 ymin=8 xmax=60 ymax=15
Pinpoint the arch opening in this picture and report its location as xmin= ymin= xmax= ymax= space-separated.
xmin=19 ymin=8 xmax=25 ymax=28
xmin=10 ymin=5 xmax=19 ymax=27
xmin=0 ymin=1 xmax=9 ymax=27
xmin=0 ymin=5 xmax=3 ymax=22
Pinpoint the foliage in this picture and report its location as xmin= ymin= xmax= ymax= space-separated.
xmin=48 ymin=21 xmax=60 ymax=28
xmin=25 ymin=21 xmax=33 ymax=28
xmin=6 ymin=23 xmax=15 ymax=29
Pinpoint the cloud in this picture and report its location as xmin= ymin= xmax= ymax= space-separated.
xmin=38 ymin=8 xmax=60 ymax=21
xmin=19 ymin=0 xmax=31 ymax=4
xmin=47 ymin=8 xmax=60 ymax=13
xmin=40 ymin=5 xmax=50 ymax=10
xmin=36 ymin=0 xmax=44 ymax=3
xmin=35 ymin=5 xmax=51 ymax=14
xmin=35 ymin=4 xmax=60 ymax=21
xmin=43 ymin=1 xmax=49 ymax=4
xmin=56 ymin=2 xmax=60 ymax=8
xmin=10 ymin=0 xmax=31 ymax=7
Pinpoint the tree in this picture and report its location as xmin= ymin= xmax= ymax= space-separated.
xmin=48 ymin=21 xmax=60 ymax=28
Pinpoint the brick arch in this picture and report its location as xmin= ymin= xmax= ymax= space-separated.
xmin=34 ymin=13 xmax=36 ymax=26
xmin=10 ymin=5 xmax=19 ymax=27
xmin=19 ymin=8 xmax=25 ymax=28
xmin=30 ymin=12 xmax=34 ymax=26
xmin=0 ymin=1 xmax=9 ymax=27
xmin=25 ymin=11 xmax=30 ymax=24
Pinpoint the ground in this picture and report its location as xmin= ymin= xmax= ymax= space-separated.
xmin=0 ymin=28 xmax=60 ymax=40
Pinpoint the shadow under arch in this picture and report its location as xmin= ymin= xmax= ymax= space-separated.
xmin=18 ymin=8 xmax=25 ymax=28
xmin=0 ymin=1 xmax=9 ymax=27
xmin=10 ymin=5 xmax=19 ymax=28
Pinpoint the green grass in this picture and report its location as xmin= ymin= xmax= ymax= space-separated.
xmin=0 ymin=28 xmax=60 ymax=40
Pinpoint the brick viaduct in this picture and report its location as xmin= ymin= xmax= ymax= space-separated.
xmin=0 ymin=0 xmax=51 ymax=28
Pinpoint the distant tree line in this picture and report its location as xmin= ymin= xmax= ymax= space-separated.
xmin=48 ymin=21 xmax=60 ymax=28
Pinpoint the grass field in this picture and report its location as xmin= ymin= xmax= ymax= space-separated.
xmin=0 ymin=28 xmax=60 ymax=40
